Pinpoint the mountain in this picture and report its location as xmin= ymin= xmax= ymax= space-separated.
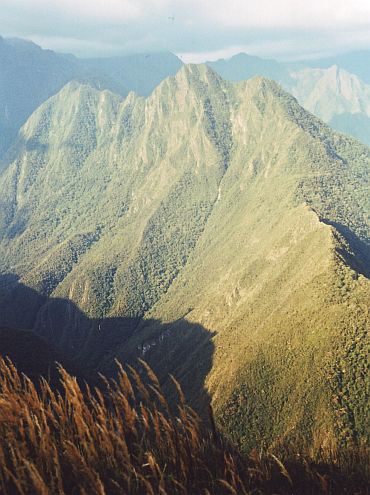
xmin=0 ymin=65 xmax=369 ymax=452
xmin=207 ymin=52 xmax=293 ymax=86
xmin=208 ymin=52 xmax=370 ymax=146
xmin=296 ymin=50 xmax=370 ymax=84
xmin=290 ymin=65 xmax=370 ymax=146
xmin=1 ymin=33 xmax=368 ymax=160
xmin=0 ymin=37 xmax=81 ymax=157
xmin=82 ymin=52 xmax=183 ymax=97
xmin=0 ymin=36 xmax=182 ymax=158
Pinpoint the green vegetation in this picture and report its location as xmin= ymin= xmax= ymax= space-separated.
xmin=0 ymin=64 xmax=369 ymax=456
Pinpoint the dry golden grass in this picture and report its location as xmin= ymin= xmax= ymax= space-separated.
xmin=0 ymin=357 xmax=368 ymax=495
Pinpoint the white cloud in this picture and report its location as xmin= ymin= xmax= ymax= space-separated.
xmin=5 ymin=0 xmax=166 ymax=21
xmin=1 ymin=0 xmax=370 ymax=59
xmin=180 ymin=27 xmax=370 ymax=63
xmin=179 ymin=46 xmax=251 ymax=64
xmin=199 ymin=0 xmax=370 ymax=29
xmin=8 ymin=0 xmax=369 ymax=28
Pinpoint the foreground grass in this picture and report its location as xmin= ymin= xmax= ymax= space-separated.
xmin=0 ymin=357 xmax=368 ymax=494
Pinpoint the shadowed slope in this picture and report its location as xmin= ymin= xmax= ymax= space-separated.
xmin=0 ymin=274 xmax=215 ymax=415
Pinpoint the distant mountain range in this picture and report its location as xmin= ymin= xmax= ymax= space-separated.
xmin=0 ymin=37 xmax=79 ymax=157
xmin=290 ymin=65 xmax=370 ymax=146
xmin=0 ymin=64 xmax=369 ymax=451
xmin=297 ymin=50 xmax=370 ymax=84
xmin=207 ymin=52 xmax=293 ymax=86
xmin=2 ymin=37 xmax=370 ymax=159
xmin=208 ymin=52 xmax=370 ymax=146
xmin=0 ymin=36 xmax=182 ymax=157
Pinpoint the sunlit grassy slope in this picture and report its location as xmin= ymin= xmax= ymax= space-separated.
xmin=0 ymin=65 xmax=369 ymax=451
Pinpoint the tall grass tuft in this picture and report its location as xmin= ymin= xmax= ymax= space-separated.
xmin=0 ymin=357 xmax=368 ymax=494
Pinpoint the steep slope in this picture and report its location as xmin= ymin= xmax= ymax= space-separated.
xmin=0 ymin=66 xmax=369 ymax=451
xmin=108 ymin=77 xmax=370 ymax=448
xmin=0 ymin=66 xmax=232 ymax=352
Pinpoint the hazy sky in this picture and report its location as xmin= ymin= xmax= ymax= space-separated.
xmin=1 ymin=0 xmax=370 ymax=61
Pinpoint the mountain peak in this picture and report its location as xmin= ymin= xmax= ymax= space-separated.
xmin=175 ymin=63 xmax=224 ymax=84
xmin=4 ymin=37 xmax=42 ymax=52
xmin=149 ymin=63 xmax=229 ymax=104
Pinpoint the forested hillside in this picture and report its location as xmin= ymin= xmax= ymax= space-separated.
xmin=0 ymin=64 xmax=369 ymax=453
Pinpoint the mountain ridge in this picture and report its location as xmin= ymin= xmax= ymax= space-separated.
xmin=1 ymin=34 xmax=370 ymax=156
xmin=0 ymin=36 xmax=183 ymax=157
xmin=0 ymin=64 xmax=369 ymax=450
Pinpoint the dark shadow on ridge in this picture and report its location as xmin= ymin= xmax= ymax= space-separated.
xmin=0 ymin=273 xmax=215 ymax=416
xmin=320 ymin=219 xmax=370 ymax=278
